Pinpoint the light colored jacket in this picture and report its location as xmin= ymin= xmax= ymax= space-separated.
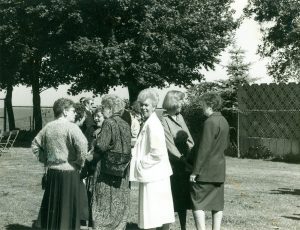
xmin=129 ymin=112 xmax=173 ymax=183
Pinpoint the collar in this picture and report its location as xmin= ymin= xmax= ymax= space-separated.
xmin=210 ymin=112 xmax=222 ymax=117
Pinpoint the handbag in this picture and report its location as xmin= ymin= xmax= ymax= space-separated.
xmin=101 ymin=118 xmax=131 ymax=177
xmin=101 ymin=151 xmax=131 ymax=177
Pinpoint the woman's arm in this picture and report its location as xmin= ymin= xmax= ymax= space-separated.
xmin=71 ymin=125 xmax=88 ymax=169
xmin=31 ymin=129 xmax=46 ymax=164
xmin=94 ymin=119 xmax=114 ymax=154
xmin=192 ymin=120 xmax=215 ymax=176
xmin=139 ymin=124 xmax=166 ymax=169
xmin=161 ymin=117 xmax=182 ymax=159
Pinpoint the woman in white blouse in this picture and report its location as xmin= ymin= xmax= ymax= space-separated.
xmin=130 ymin=88 xmax=175 ymax=230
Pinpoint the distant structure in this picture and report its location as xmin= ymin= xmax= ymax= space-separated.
xmin=238 ymin=83 xmax=300 ymax=158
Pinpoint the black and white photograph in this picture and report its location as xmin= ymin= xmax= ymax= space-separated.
xmin=0 ymin=0 xmax=299 ymax=229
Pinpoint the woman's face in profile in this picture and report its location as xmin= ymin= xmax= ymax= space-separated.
xmin=176 ymin=99 xmax=184 ymax=113
xmin=140 ymin=98 xmax=155 ymax=119
xmin=94 ymin=111 xmax=104 ymax=127
xmin=64 ymin=107 xmax=76 ymax=123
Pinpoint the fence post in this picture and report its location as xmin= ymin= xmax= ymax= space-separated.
xmin=237 ymin=109 xmax=240 ymax=158
xmin=3 ymin=99 xmax=7 ymax=131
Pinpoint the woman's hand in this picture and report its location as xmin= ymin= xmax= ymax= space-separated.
xmin=190 ymin=174 xmax=197 ymax=183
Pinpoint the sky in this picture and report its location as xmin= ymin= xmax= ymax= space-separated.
xmin=0 ymin=0 xmax=273 ymax=107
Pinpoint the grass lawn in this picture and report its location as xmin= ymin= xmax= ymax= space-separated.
xmin=0 ymin=148 xmax=299 ymax=230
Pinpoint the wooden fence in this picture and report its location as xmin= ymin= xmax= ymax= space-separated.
xmin=238 ymin=83 xmax=300 ymax=157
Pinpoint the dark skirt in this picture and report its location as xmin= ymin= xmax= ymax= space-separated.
xmin=190 ymin=182 xmax=224 ymax=211
xmin=170 ymin=171 xmax=192 ymax=211
xmin=38 ymin=169 xmax=88 ymax=230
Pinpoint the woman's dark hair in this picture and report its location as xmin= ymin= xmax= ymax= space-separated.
xmin=199 ymin=92 xmax=223 ymax=112
xmin=130 ymin=101 xmax=141 ymax=116
xmin=53 ymin=98 xmax=75 ymax=118
xmin=74 ymin=103 xmax=86 ymax=122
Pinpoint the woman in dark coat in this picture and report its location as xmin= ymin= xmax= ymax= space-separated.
xmin=189 ymin=92 xmax=230 ymax=230
xmin=161 ymin=90 xmax=194 ymax=230
xmin=91 ymin=94 xmax=131 ymax=230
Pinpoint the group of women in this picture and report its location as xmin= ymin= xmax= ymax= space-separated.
xmin=32 ymin=88 xmax=230 ymax=230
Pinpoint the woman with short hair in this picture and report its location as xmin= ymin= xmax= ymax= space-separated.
xmin=190 ymin=92 xmax=230 ymax=230
xmin=32 ymin=98 xmax=88 ymax=230
xmin=91 ymin=94 xmax=131 ymax=230
xmin=161 ymin=90 xmax=194 ymax=230
xmin=130 ymin=88 xmax=175 ymax=230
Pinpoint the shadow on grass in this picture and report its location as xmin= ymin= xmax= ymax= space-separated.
xmin=270 ymin=188 xmax=300 ymax=196
xmin=5 ymin=224 xmax=32 ymax=230
xmin=282 ymin=216 xmax=300 ymax=221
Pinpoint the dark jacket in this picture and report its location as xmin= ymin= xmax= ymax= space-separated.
xmin=94 ymin=115 xmax=131 ymax=157
xmin=192 ymin=112 xmax=229 ymax=183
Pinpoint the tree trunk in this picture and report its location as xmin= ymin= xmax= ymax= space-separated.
xmin=127 ymin=80 xmax=147 ymax=104
xmin=5 ymin=84 xmax=16 ymax=130
xmin=32 ymin=76 xmax=43 ymax=132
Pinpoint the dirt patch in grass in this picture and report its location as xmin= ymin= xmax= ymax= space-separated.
xmin=0 ymin=149 xmax=299 ymax=229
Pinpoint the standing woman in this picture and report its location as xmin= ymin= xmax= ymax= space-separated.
xmin=161 ymin=90 xmax=194 ymax=230
xmin=130 ymin=88 xmax=175 ymax=230
xmin=190 ymin=92 xmax=230 ymax=230
xmin=32 ymin=98 xmax=88 ymax=230
xmin=92 ymin=94 xmax=131 ymax=230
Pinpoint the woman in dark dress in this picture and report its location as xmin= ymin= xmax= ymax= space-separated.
xmin=91 ymin=94 xmax=131 ymax=230
xmin=189 ymin=92 xmax=230 ymax=230
xmin=161 ymin=90 xmax=194 ymax=230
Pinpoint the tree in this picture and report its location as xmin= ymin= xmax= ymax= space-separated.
xmin=0 ymin=2 xmax=25 ymax=130
xmin=0 ymin=0 xmax=81 ymax=131
xmin=245 ymin=0 xmax=300 ymax=82
xmin=183 ymin=45 xmax=251 ymax=141
xmin=61 ymin=0 xmax=238 ymax=103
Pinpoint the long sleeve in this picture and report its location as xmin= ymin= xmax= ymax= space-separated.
xmin=31 ymin=129 xmax=47 ymax=164
xmin=139 ymin=125 xmax=165 ymax=169
xmin=192 ymin=120 xmax=215 ymax=175
xmin=94 ymin=119 xmax=114 ymax=154
xmin=70 ymin=125 xmax=88 ymax=169
xmin=161 ymin=118 xmax=182 ymax=159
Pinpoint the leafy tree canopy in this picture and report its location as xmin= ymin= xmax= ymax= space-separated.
xmin=245 ymin=0 xmax=300 ymax=82
xmin=59 ymin=0 xmax=238 ymax=101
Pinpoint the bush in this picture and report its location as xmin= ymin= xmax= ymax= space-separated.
xmin=242 ymin=145 xmax=272 ymax=160
xmin=273 ymin=153 xmax=300 ymax=163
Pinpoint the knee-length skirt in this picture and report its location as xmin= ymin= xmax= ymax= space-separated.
xmin=190 ymin=181 xmax=224 ymax=211
xmin=138 ymin=178 xmax=175 ymax=229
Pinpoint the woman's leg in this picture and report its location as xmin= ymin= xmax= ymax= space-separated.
xmin=212 ymin=210 xmax=223 ymax=230
xmin=178 ymin=210 xmax=187 ymax=230
xmin=193 ymin=210 xmax=206 ymax=230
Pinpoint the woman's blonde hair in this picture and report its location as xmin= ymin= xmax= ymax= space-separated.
xmin=101 ymin=94 xmax=125 ymax=114
xmin=137 ymin=88 xmax=159 ymax=107
xmin=162 ymin=90 xmax=185 ymax=112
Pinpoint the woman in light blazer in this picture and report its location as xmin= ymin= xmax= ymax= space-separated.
xmin=130 ymin=88 xmax=175 ymax=230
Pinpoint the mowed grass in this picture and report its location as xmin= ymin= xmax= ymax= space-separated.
xmin=0 ymin=148 xmax=300 ymax=230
